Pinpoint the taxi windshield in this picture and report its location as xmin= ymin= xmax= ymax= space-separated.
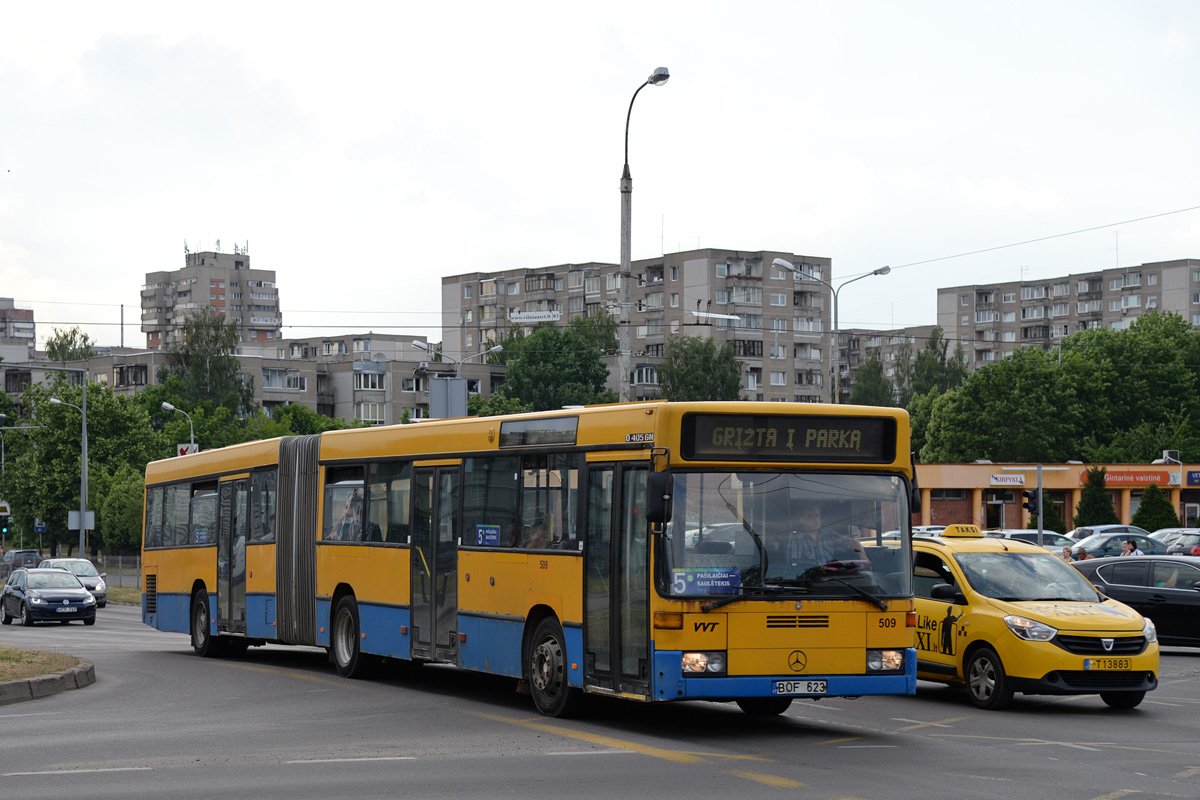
xmin=953 ymin=551 xmax=1101 ymax=602
xmin=659 ymin=471 xmax=912 ymax=600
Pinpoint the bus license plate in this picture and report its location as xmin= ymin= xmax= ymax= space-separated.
xmin=1084 ymin=657 xmax=1130 ymax=670
xmin=55 ymin=606 xmax=76 ymax=613
xmin=773 ymin=680 xmax=827 ymax=695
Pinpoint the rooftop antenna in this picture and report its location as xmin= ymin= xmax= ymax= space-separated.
xmin=183 ymin=239 xmax=189 ymax=254
xmin=216 ymin=239 xmax=221 ymax=253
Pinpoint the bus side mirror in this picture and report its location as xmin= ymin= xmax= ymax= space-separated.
xmin=646 ymin=472 xmax=672 ymax=524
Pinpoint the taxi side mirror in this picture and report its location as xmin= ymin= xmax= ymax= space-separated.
xmin=930 ymin=582 xmax=965 ymax=603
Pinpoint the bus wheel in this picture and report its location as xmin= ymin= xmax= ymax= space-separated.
xmin=966 ymin=646 xmax=1013 ymax=710
xmin=736 ymin=697 xmax=793 ymax=716
xmin=527 ymin=618 xmax=581 ymax=718
xmin=1101 ymin=691 xmax=1145 ymax=709
xmin=191 ymin=591 xmax=221 ymax=657
xmin=332 ymin=596 xmax=372 ymax=679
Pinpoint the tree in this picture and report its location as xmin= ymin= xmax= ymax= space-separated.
xmin=468 ymin=393 xmax=534 ymax=417
xmin=656 ymin=336 xmax=742 ymax=402
xmin=847 ymin=351 xmax=894 ymax=407
xmin=160 ymin=310 xmax=256 ymax=414
xmin=921 ymin=348 xmax=1082 ymax=463
xmin=2 ymin=382 xmax=158 ymax=556
xmin=1075 ymin=466 xmax=1120 ymax=527
xmin=1131 ymin=483 xmax=1180 ymax=533
xmin=44 ymin=326 xmax=96 ymax=362
xmin=498 ymin=323 xmax=617 ymax=411
xmin=911 ymin=327 xmax=969 ymax=398
xmin=97 ymin=464 xmax=146 ymax=552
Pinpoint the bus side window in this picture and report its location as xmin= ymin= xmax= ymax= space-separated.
xmin=370 ymin=461 xmax=410 ymax=544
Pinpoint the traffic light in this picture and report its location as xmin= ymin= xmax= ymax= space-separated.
xmin=1022 ymin=491 xmax=1036 ymax=512
xmin=0 ymin=514 xmax=8 ymax=536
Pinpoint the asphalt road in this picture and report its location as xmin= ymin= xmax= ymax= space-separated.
xmin=3 ymin=605 xmax=1200 ymax=800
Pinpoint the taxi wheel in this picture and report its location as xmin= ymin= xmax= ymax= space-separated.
xmin=965 ymin=646 xmax=1013 ymax=710
xmin=1100 ymin=691 xmax=1145 ymax=709
xmin=736 ymin=698 xmax=793 ymax=716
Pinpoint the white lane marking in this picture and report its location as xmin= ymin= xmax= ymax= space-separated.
xmin=5 ymin=767 xmax=153 ymax=777
xmin=1014 ymin=742 xmax=1102 ymax=751
xmin=286 ymin=757 xmax=417 ymax=764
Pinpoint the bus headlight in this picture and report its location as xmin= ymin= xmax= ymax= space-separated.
xmin=682 ymin=651 xmax=726 ymax=675
xmin=867 ymin=650 xmax=904 ymax=671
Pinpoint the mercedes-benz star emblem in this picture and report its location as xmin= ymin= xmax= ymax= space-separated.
xmin=787 ymin=650 xmax=807 ymax=672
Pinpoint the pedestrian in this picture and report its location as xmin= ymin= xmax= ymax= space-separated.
xmin=1119 ymin=539 xmax=1144 ymax=556
xmin=1060 ymin=546 xmax=1074 ymax=561
xmin=1074 ymin=547 xmax=1093 ymax=560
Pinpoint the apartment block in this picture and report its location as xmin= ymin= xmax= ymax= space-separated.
xmin=939 ymin=259 xmax=1200 ymax=369
xmin=442 ymin=248 xmax=835 ymax=402
xmin=0 ymin=298 xmax=35 ymax=365
xmin=141 ymin=249 xmax=281 ymax=349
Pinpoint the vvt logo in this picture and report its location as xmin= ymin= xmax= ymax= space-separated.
xmin=694 ymin=622 xmax=718 ymax=632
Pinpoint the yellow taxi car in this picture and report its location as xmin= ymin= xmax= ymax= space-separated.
xmin=912 ymin=524 xmax=1158 ymax=709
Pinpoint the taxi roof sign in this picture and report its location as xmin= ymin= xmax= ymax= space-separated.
xmin=939 ymin=524 xmax=983 ymax=538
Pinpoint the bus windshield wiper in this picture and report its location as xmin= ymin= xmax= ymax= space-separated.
xmin=810 ymin=575 xmax=888 ymax=610
xmin=701 ymin=584 xmax=791 ymax=612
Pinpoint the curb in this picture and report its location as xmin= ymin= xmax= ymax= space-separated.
xmin=0 ymin=659 xmax=96 ymax=706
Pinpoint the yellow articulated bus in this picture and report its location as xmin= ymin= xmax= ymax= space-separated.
xmin=142 ymin=401 xmax=919 ymax=717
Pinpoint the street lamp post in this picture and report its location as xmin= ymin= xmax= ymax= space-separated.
xmin=49 ymin=394 xmax=89 ymax=556
xmin=161 ymin=402 xmax=195 ymax=452
xmin=772 ymin=258 xmax=891 ymax=403
xmin=618 ymin=67 xmax=670 ymax=403
xmin=413 ymin=342 xmax=503 ymax=417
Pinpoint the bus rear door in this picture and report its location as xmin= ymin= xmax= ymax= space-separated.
xmin=217 ymin=477 xmax=248 ymax=635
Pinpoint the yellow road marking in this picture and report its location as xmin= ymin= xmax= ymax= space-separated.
xmin=1091 ymin=791 xmax=1139 ymax=800
xmin=894 ymin=716 xmax=969 ymax=731
xmin=724 ymin=770 xmax=804 ymax=789
xmin=209 ymin=661 xmax=349 ymax=688
xmin=819 ymin=737 xmax=865 ymax=745
xmin=1174 ymin=767 xmax=1200 ymax=778
xmin=471 ymin=712 xmax=707 ymax=764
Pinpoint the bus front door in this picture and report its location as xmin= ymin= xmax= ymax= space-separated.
xmin=217 ymin=477 xmax=248 ymax=635
xmin=584 ymin=464 xmax=650 ymax=697
xmin=411 ymin=466 xmax=460 ymax=662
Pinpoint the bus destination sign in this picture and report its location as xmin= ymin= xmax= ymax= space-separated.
xmin=681 ymin=413 xmax=895 ymax=463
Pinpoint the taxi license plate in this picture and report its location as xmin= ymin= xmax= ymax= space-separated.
xmin=773 ymin=680 xmax=827 ymax=695
xmin=1084 ymin=657 xmax=1130 ymax=670
xmin=55 ymin=606 xmax=77 ymax=613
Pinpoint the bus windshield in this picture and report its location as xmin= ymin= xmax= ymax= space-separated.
xmin=661 ymin=471 xmax=912 ymax=600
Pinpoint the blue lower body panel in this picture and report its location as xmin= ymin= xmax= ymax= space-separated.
xmin=652 ymin=647 xmax=918 ymax=700
xmin=145 ymin=591 xmax=191 ymax=634
xmin=455 ymin=615 xmax=583 ymax=687
xmin=314 ymin=597 xmax=411 ymax=658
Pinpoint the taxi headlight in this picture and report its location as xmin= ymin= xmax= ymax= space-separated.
xmin=867 ymin=649 xmax=904 ymax=671
xmin=681 ymin=651 xmax=726 ymax=675
xmin=1004 ymin=615 xmax=1057 ymax=642
xmin=1142 ymin=617 xmax=1158 ymax=644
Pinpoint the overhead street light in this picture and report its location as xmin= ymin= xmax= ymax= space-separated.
xmin=50 ymin=395 xmax=89 ymax=555
xmin=773 ymin=258 xmax=891 ymax=404
xmin=618 ymin=66 xmax=670 ymax=403
xmin=413 ymin=342 xmax=504 ymax=418
xmin=161 ymin=402 xmax=195 ymax=452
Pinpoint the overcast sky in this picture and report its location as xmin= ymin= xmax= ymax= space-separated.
xmin=3 ymin=1 xmax=1199 ymax=350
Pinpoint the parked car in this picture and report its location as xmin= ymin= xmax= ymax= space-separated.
xmin=1 ymin=567 xmax=97 ymax=626
xmin=1066 ymin=524 xmax=1151 ymax=542
xmin=0 ymin=549 xmax=41 ymax=580
xmin=911 ymin=525 xmax=1157 ymax=710
xmin=984 ymin=529 xmax=1077 ymax=551
xmin=1149 ymin=528 xmax=1200 ymax=555
xmin=38 ymin=558 xmax=107 ymax=607
xmin=1073 ymin=531 xmax=1168 ymax=558
xmin=1073 ymin=555 xmax=1200 ymax=647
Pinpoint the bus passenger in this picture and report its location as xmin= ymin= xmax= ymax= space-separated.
xmin=332 ymin=493 xmax=364 ymax=541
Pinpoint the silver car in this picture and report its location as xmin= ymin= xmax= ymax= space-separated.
xmin=37 ymin=558 xmax=107 ymax=607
